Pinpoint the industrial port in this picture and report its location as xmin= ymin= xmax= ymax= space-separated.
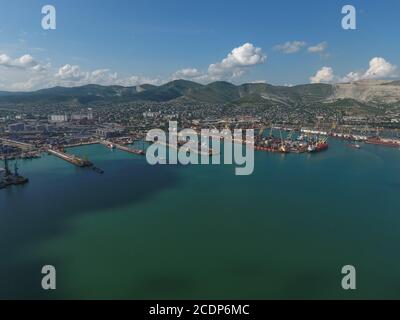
xmin=2 ymin=123 xmax=399 ymax=190
xmin=1 ymin=101 xmax=400 ymax=190
xmin=0 ymin=136 xmax=148 ymax=188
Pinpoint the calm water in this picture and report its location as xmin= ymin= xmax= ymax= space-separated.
xmin=1 ymin=140 xmax=400 ymax=299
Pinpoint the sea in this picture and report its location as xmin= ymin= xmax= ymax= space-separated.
xmin=1 ymin=139 xmax=400 ymax=299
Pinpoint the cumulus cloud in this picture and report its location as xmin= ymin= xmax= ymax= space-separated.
xmin=172 ymin=68 xmax=203 ymax=80
xmin=310 ymin=67 xmax=335 ymax=83
xmin=0 ymin=54 xmax=12 ymax=66
xmin=341 ymin=57 xmax=397 ymax=82
xmin=207 ymin=43 xmax=266 ymax=80
xmin=171 ymin=43 xmax=267 ymax=83
xmin=2 ymin=44 xmax=267 ymax=91
xmin=274 ymin=41 xmax=306 ymax=54
xmin=308 ymin=42 xmax=328 ymax=54
xmin=0 ymin=53 xmax=44 ymax=70
xmin=363 ymin=57 xmax=397 ymax=79
xmin=53 ymin=64 xmax=163 ymax=88
xmin=55 ymin=64 xmax=86 ymax=81
xmin=17 ymin=54 xmax=37 ymax=67
xmin=310 ymin=57 xmax=398 ymax=84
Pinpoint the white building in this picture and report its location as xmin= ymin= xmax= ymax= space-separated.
xmin=49 ymin=115 xmax=68 ymax=123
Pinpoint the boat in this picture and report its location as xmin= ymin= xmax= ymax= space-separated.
xmin=92 ymin=167 xmax=104 ymax=174
xmin=11 ymin=175 xmax=29 ymax=185
xmin=107 ymin=143 xmax=116 ymax=149
xmin=308 ymin=141 xmax=329 ymax=153
xmin=365 ymin=137 xmax=400 ymax=148
xmin=347 ymin=144 xmax=361 ymax=149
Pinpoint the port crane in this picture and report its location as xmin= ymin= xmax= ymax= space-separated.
xmin=269 ymin=122 xmax=274 ymax=138
xmin=258 ymin=126 xmax=265 ymax=137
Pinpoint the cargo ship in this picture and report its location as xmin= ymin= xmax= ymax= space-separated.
xmin=365 ymin=137 xmax=400 ymax=148
xmin=308 ymin=140 xmax=329 ymax=153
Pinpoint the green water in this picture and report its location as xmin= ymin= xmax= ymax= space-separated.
xmin=1 ymin=140 xmax=400 ymax=299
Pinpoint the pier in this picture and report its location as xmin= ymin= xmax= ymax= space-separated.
xmin=156 ymin=140 xmax=219 ymax=157
xmin=0 ymin=138 xmax=36 ymax=151
xmin=99 ymin=140 xmax=145 ymax=155
xmin=47 ymin=149 xmax=93 ymax=167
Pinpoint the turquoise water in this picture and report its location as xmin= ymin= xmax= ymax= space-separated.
xmin=1 ymin=140 xmax=400 ymax=299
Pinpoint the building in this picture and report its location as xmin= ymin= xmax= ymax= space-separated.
xmin=49 ymin=115 xmax=68 ymax=123
xmin=143 ymin=110 xmax=160 ymax=118
xmin=70 ymin=109 xmax=94 ymax=121
xmin=8 ymin=123 xmax=25 ymax=132
xmin=96 ymin=124 xmax=125 ymax=139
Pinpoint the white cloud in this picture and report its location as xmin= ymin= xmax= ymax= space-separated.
xmin=0 ymin=53 xmax=42 ymax=69
xmin=1 ymin=44 xmax=267 ymax=91
xmin=340 ymin=71 xmax=361 ymax=82
xmin=310 ymin=67 xmax=335 ymax=83
xmin=172 ymin=68 xmax=203 ymax=80
xmin=341 ymin=57 xmax=397 ymax=82
xmin=308 ymin=42 xmax=328 ymax=54
xmin=310 ymin=57 xmax=398 ymax=84
xmin=116 ymin=75 xmax=162 ymax=87
xmin=207 ymin=43 xmax=266 ymax=80
xmin=55 ymin=64 xmax=86 ymax=81
xmin=17 ymin=54 xmax=37 ymax=67
xmin=170 ymin=43 xmax=267 ymax=83
xmin=0 ymin=54 xmax=12 ymax=66
xmin=363 ymin=57 xmax=397 ymax=79
xmin=274 ymin=41 xmax=306 ymax=54
xmin=53 ymin=65 xmax=163 ymax=88
xmin=248 ymin=80 xmax=267 ymax=84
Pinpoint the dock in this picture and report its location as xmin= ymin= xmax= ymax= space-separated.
xmin=47 ymin=149 xmax=93 ymax=167
xmin=156 ymin=141 xmax=219 ymax=157
xmin=0 ymin=138 xmax=36 ymax=151
xmin=99 ymin=140 xmax=145 ymax=155
xmin=63 ymin=141 xmax=100 ymax=148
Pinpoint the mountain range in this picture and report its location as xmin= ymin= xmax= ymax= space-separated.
xmin=1 ymin=79 xmax=399 ymax=107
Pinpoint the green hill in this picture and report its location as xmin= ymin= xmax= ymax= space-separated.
xmin=0 ymin=79 xmax=398 ymax=108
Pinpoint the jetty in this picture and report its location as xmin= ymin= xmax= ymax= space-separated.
xmin=99 ymin=140 xmax=145 ymax=155
xmin=0 ymin=138 xmax=36 ymax=151
xmin=47 ymin=149 xmax=93 ymax=167
xmin=156 ymin=140 xmax=219 ymax=157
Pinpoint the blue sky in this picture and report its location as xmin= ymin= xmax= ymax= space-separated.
xmin=0 ymin=0 xmax=399 ymax=90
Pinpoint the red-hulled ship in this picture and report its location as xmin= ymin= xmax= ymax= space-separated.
xmin=365 ymin=137 xmax=400 ymax=148
xmin=308 ymin=139 xmax=329 ymax=153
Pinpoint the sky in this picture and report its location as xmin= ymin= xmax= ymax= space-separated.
xmin=0 ymin=0 xmax=399 ymax=91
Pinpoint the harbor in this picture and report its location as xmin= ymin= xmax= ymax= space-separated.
xmin=1 ymin=127 xmax=399 ymax=191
